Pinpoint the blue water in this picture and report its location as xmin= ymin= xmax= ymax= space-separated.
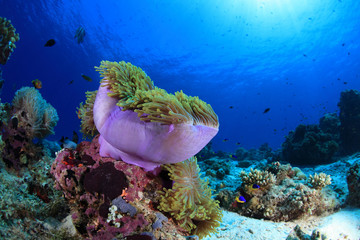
xmin=1 ymin=0 xmax=360 ymax=152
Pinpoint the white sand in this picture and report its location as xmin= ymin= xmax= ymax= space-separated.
xmin=204 ymin=208 xmax=360 ymax=240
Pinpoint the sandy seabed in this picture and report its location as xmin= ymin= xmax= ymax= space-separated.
xmin=204 ymin=208 xmax=360 ymax=240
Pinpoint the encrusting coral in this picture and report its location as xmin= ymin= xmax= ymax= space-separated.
xmin=157 ymin=156 xmax=222 ymax=239
xmin=79 ymin=60 xmax=219 ymax=171
xmin=0 ymin=17 xmax=20 ymax=65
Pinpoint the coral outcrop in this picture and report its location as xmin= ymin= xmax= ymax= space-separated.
xmin=78 ymin=60 xmax=219 ymax=171
xmin=338 ymin=89 xmax=360 ymax=155
xmin=0 ymin=17 xmax=20 ymax=65
xmin=282 ymin=124 xmax=339 ymax=165
xmin=218 ymin=162 xmax=340 ymax=222
xmin=51 ymin=136 xmax=213 ymax=239
xmin=346 ymin=160 xmax=360 ymax=207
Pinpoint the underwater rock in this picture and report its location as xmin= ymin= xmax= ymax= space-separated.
xmin=51 ymin=136 xmax=203 ymax=239
xmin=286 ymin=225 xmax=327 ymax=240
xmin=346 ymin=160 xmax=360 ymax=207
xmin=282 ymin=124 xmax=339 ymax=165
xmin=338 ymin=89 xmax=360 ymax=155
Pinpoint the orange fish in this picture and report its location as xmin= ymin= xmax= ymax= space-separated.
xmin=32 ymin=79 xmax=42 ymax=89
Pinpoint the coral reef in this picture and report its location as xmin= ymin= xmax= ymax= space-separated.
xmin=282 ymin=124 xmax=339 ymax=165
xmin=198 ymin=156 xmax=231 ymax=180
xmin=0 ymin=138 xmax=72 ymax=239
xmin=338 ymin=89 xmax=360 ymax=155
xmin=0 ymin=17 xmax=20 ymax=65
xmin=346 ymin=160 xmax=360 ymax=207
xmin=79 ymin=60 xmax=219 ymax=171
xmin=157 ymin=157 xmax=222 ymax=239
xmin=51 ymin=136 xmax=202 ymax=239
xmin=218 ymin=162 xmax=340 ymax=222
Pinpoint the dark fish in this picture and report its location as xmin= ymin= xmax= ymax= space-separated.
xmin=344 ymin=82 xmax=348 ymax=84
xmin=236 ymin=142 xmax=241 ymax=145
xmin=342 ymin=43 xmax=345 ymax=46
xmin=229 ymin=106 xmax=234 ymax=109
xmin=303 ymin=54 xmax=307 ymax=57
xmin=263 ymin=108 xmax=270 ymax=114
xmin=44 ymin=39 xmax=56 ymax=47
xmin=223 ymin=138 xmax=229 ymax=142
xmin=252 ymin=184 xmax=260 ymax=189
xmin=72 ymin=131 xmax=79 ymax=144
xmin=74 ymin=26 xmax=86 ymax=44
xmin=81 ymin=74 xmax=92 ymax=82
xmin=348 ymin=52 xmax=351 ymax=55
xmin=68 ymin=80 xmax=74 ymax=85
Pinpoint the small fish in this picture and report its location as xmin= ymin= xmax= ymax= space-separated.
xmin=235 ymin=195 xmax=246 ymax=203
xmin=81 ymin=74 xmax=92 ymax=82
xmin=32 ymin=79 xmax=42 ymax=89
xmin=68 ymin=80 xmax=74 ymax=85
xmin=342 ymin=43 xmax=345 ymax=46
xmin=44 ymin=39 xmax=56 ymax=47
xmin=251 ymin=184 xmax=260 ymax=189
xmin=74 ymin=26 xmax=86 ymax=44
xmin=229 ymin=106 xmax=234 ymax=109
xmin=72 ymin=131 xmax=79 ymax=144
xmin=229 ymin=154 xmax=237 ymax=159
xmin=263 ymin=108 xmax=270 ymax=114
xmin=236 ymin=142 xmax=241 ymax=145
xmin=60 ymin=137 xmax=77 ymax=149
xmin=344 ymin=82 xmax=348 ymax=85
xmin=223 ymin=138 xmax=229 ymax=142
xmin=303 ymin=54 xmax=307 ymax=57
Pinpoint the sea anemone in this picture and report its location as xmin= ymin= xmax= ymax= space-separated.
xmin=12 ymin=87 xmax=59 ymax=139
xmin=83 ymin=61 xmax=219 ymax=171
xmin=157 ymin=156 xmax=222 ymax=239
